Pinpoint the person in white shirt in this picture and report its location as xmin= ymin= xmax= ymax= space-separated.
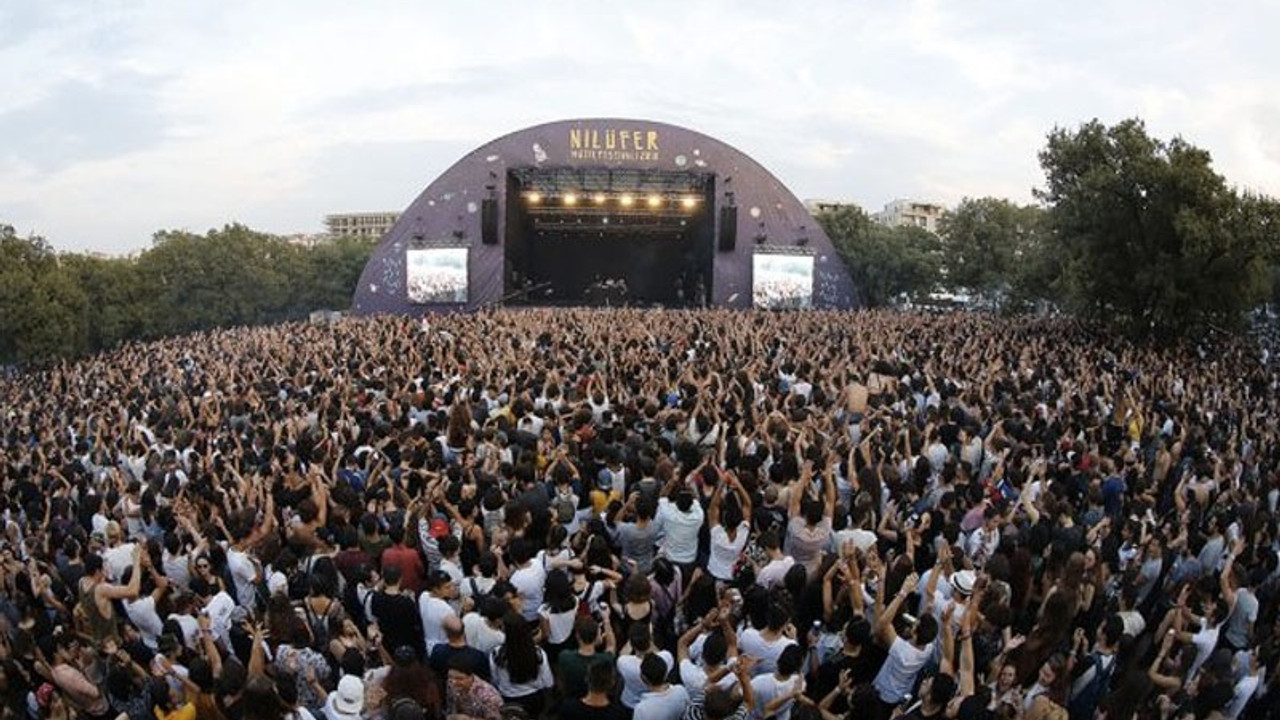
xmin=122 ymin=566 xmax=169 ymax=649
xmin=1174 ymin=596 xmax=1229 ymax=680
xmin=463 ymin=596 xmax=507 ymax=654
xmin=507 ymin=540 xmax=548 ymax=622
xmin=101 ymin=522 xmax=137 ymax=583
xmin=419 ymin=570 xmax=460 ymax=655
xmin=871 ymin=572 xmax=937 ymax=706
xmin=633 ymin=654 xmax=689 ymax=720
xmin=618 ymin=625 xmax=674 ymax=709
xmin=750 ymin=645 xmax=806 ymax=720
xmin=1225 ymin=650 xmax=1264 ymax=720
xmin=965 ymin=506 xmax=1002 ymax=566
xmin=706 ymin=473 xmax=752 ymax=582
xmin=755 ymin=531 xmax=796 ymax=590
xmin=739 ymin=601 xmax=797 ymax=677
xmin=676 ymin=614 xmax=741 ymax=704
xmin=226 ymin=543 xmax=261 ymax=610
xmin=488 ymin=614 xmax=554 ymax=715
xmin=656 ymin=477 xmax=704 ymax=568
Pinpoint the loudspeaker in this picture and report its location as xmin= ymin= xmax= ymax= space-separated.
xmin=718 ymin=205 xmax=738 ymax=252
xmin=481 ymin=198 xmax=499 ymax=245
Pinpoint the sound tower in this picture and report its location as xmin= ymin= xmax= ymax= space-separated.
xmin=481 ymin=198 xmax=499 ymax=245
xmin=718 ymin=205 xmax=738 ymax=252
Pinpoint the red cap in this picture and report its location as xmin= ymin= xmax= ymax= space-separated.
xmin=429 ymin=517 xmax=450 ymax=539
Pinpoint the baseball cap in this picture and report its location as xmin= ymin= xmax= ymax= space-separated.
xmin=428 ymin=517 xmax=450 ymax=539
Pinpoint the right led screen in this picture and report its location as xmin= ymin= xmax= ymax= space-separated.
xmin=752 ymin=252 xmax=814 ymax=309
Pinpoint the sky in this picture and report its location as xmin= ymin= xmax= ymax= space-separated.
xmin=2 ymin=0 xmax=1278 ymax=255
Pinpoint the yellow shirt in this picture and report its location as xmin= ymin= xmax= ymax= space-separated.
xmin=154 ymin=702 xmax=197 ymax=720
xmin=589 ymin=488 xmax=622 ymax=514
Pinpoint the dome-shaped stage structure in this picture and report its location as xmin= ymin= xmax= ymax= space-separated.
xmin=352 ymin=118 xmax=857 ymax=313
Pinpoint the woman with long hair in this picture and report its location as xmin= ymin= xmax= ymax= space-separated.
xmin=1009 ymin=592 xmax=1075 ymax=687
xmin=1022 ymin=652 xmax=1070 ymax=713
xmin=649 ymin=557 xmax=683 ymax=647
xmin=382 ymin=646 xmax=444 ymax=718
xmin=538 ymin=570 xmax=578 ymax=663
xmin=610 ymin=573 xmax=654 ymax=644
xmin=489 ymin=611 xmax=553 ymax=717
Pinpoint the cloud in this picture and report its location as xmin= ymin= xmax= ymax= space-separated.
xmin=1 ymin=0 xmax=1278 ymax=253
xmin=0 ymin=75 xmax=170 ymax=173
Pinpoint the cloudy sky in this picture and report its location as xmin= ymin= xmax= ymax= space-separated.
xmin=2 ymin=0 xmax=1277 ymax=255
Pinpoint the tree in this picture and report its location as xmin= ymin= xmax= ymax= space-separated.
xmin=938 ymin=197 xmax=1056 ymax=308
xmin=0 ymin=225 xmax=89 ymax=363
xmin=1037 ymin=118 xmax=1278 ymax=337
xmin=0 ymin=220 xmax=377 ymax=362
xmin=818 ymin=205 xmax=943 ymax=307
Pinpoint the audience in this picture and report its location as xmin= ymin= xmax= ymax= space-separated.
xmin=1 ymin=307 xmax=1279 ymax=720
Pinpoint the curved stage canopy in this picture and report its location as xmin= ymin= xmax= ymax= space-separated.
xmin=352 ymin=118 xmax=858 ymax=313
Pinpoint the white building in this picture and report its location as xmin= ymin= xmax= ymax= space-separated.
xmin=324 ymin=212 xmax=400 ymax=239
xmin=872 ymin=199 xmax=946 ymax=234
xmin=803 ymin=198 xmax=856 ymax=216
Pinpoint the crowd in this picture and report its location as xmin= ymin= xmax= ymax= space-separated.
xmin=1 ymin=307 xmax=1279 ymax=720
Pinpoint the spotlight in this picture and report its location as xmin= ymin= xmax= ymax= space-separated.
xmin=619 ymin=194 xmax=634 ymax=207
xmin=593 ymin=193 xmax=606 ymax=205
xmin=680 ymin=196 xmax=698 ymax=210
xmin=647 ymin=195 xmax=662 ymax=208
xmin=563 ymin=193 xmax=578 ymax=206
xmin=526 ymin=191 xmax=542 ymax=204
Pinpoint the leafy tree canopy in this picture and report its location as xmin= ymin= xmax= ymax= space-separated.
xmin=817 ymin=204 xmax=943 ymax=307
xmin=1036 ymin=118 xmax=1280 ymax=337
xmin=0 ymin=224 xmax=375 ymax=365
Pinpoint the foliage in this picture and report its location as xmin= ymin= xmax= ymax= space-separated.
xmin=817 ymin=205 xmax=943 ymax=307
xmin=0 ymin=226 xmax=90 ymax=361
xmin=1036 ymin=118 xmax=1279 ymax=337
xmin=937 ymin=198 xmax=1058 ymax=309
xmin=0 ymin=224 xmax=375 ymax=364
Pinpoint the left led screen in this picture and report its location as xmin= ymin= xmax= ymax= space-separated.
xmin=407 ymin=248 xmax=469 ymax=304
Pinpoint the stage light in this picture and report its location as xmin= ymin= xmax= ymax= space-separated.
xmin=563 ymin=193 xmax=578 ymax=206
xmin=593 ymin=193 xmax=606 ymax=205
xmin=526 ymin=191 xmax=542 ymax=204
xmin=619 ymin=194 xmax=634 ymax=207
xmin=680 ymin=196 xmax=698 ymax=210
xmin=647 ymin=195 xmax=662 ymax=208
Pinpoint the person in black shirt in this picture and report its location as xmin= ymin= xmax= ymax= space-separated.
xmin=807 ymin=617 xmax=884 ymax=715
xmin=429 ymin=614 xmax=489 ymax=682
xmin=559 ymin=659 xmax=627 ymax=720
xmin=369 ymin=565 xmax=424 ymax=659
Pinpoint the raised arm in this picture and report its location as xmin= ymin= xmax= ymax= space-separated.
xmin=707 ymin=478 xmax=726 ymax=529
xmin=728 ymin=471 xmax=752 ymax=520
xmin=822 ymin=462 xmax=837 ymax=520
xmin=874 ymin=571 xmax=919 ymax=648
xmin=99 ymin=546 xmax=144 ymax=601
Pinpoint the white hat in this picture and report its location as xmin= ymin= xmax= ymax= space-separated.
xmin=332 ymin=675 xmax=365 ymax=717
xmin=950 ymin=570 xmax=976 ymax=597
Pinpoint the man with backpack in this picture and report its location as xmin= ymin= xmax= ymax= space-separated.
xmin=1067 ymin=615 xmax=1124 ymax=720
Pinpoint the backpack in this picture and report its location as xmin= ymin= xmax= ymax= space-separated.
xmin=302 ymin=597 xmax=344 ymax=651
xmin=552 ymin=494 xmax=577 ymax=525
xmin=1067 ymin=651 xmax=1116 ymax=720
